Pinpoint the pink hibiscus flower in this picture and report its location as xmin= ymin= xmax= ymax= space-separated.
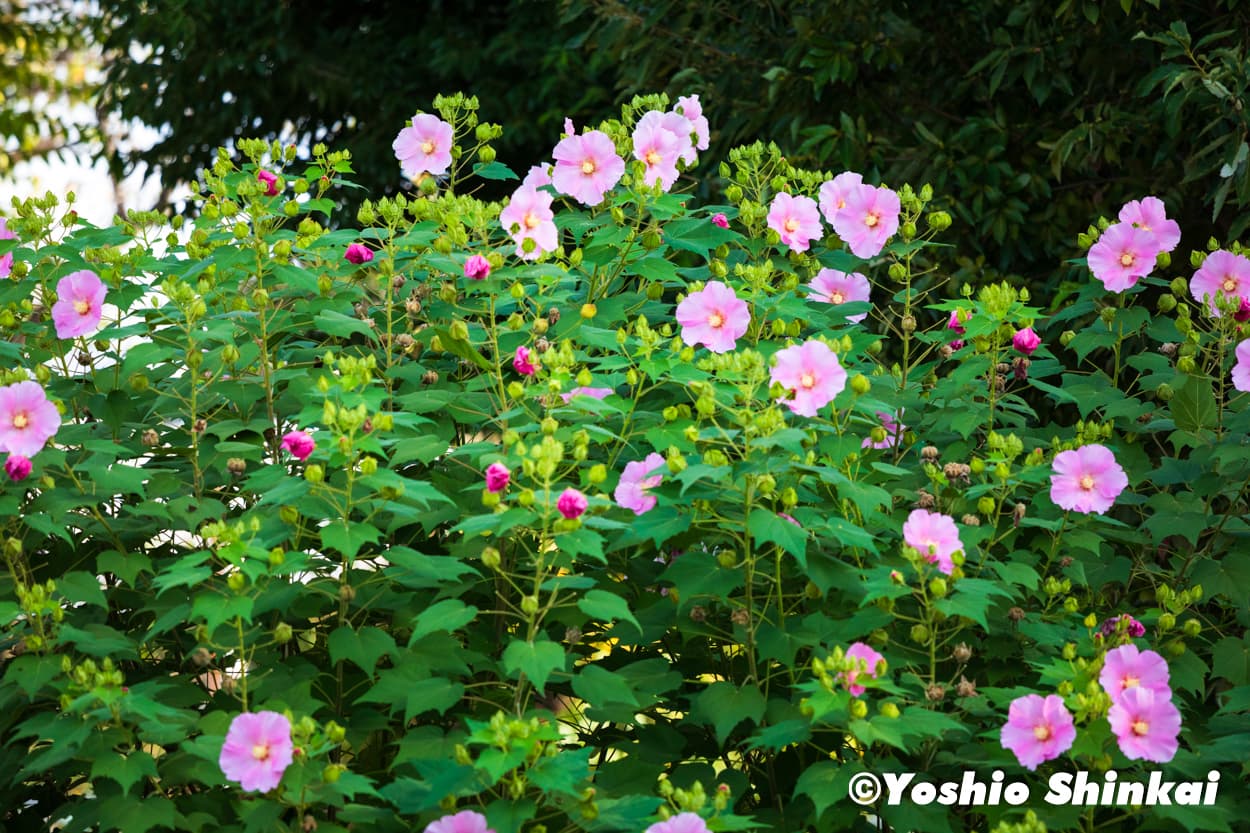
xmin=633 ymin=114 xmax=684 ymax=191
xmin=841 ymin=642 xmax=885 ymax=697
xmin=1086 ymin=222 xmax=1157 ymax=292
xmin=770 ymin=340 xmax=847 ymax=417
xmin=1099 ymin=644 xmax=1171 ymax=704
xmin=902 ymin=509 xmax=962 ymax=574
xmin=51 ymin=270 xmax=107 ymax=339
xmin=0 ymin=381 xmax=61 ymax=457
xmin=1232 ymin=340 xmax=1250 ymax=392
xmin=280 ymin=430 xmax=314 ymax=461
xmin=522 ymin=164 xmax=553 ymax=189
xmin=638 ymin=109 xmax=696 ymax=166
xmin=948 ymin=309 xmax=968 ymax=335
xmin=817 ymin=171 xmax=864 ymax=225
xmin=485 ymin=462 xmax=510 ymax=493
xmin=256 ymin=170 xmax=279 ymax=196
xmin=219 ymin=711 xmax=295 ymax=793
xmin=807 ymin=268 xmax=871 ymax=323
xmin=675 ymin=280 xmax=750 ymax=353
xmin=862 ymin=411 xmax=905 ymax=450
xmin=344 ymin=243 xmax=373 ymax=265
xmin=1107 ymin=686 xmax=1182 ymax=763
xmin=675 ymin=95 xmax=710 ymax=152
xmin=424 ymin=809 xmax=497 ymax=833
xmin=556 ymin=488 xmax=588 ymax=519
xmin=615 ymin=452 xmax=665 ymax=515
xmin=513 ymin=345 xmax=537 ymax=376
xmin=1190 ymin=249 xmax=1250 ymax=316
xmin=560 ymin=386 xmax=614 ymax=403
xmin=711 ymin=213 xmax=729 ymax=229
xmin=1049 ymin=444 xmax=1128 ymax=514
xmin=1012 ymin=327 xmax=1041 ymax=356
xmin=832 ymin=183 xmax=900 ymax=258
xmin=5 ymin=453 xmax=31 ymax=482
xmin=499 ymin=185 xmax=558 ymax=261
xmin=766 ymin=193 xmax=823 ymax=253
xmin=1118 ymin=196 xmax=1180 ymax=254
xmin=1000 ymin=694 xmax=1077 ymax=771
xmin=1 ymin=217 xmax=17 ymax=279
xmin=646 ymin=812 xmax=711 ymax=833
xmin=393 ymin=114 xmax=455 ymax=178
xmin=463 ymin=254 xmax=491 ymax=280
xmin=552 ymin=130 xmax=625 ymax=205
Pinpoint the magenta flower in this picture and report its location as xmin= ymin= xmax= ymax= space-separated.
xmin=615 ymin=452 xmax=665 ymax=516
xmin=344 ymin=243 xmax=373 ymax=265
xmin=0 ymin=381 xmax=61 ymax=457
xmin=522 ymin=164 xmax=553 ymax=189
xmin=675 ymin=95 xmax=710 ymax=152
xmin=675 ymin=280 xmax=750 ymax=354
xmin=485 ymin=462 xmax=511 ymax=493
xmin=766 ymin=193 xmax=823 ymax=253
xmin=256 ymin=170 xmax=279 ymax=196
xmin=808 ymin=268 xmax=871 ymax=323
xmin=1099 ymin=614 xmax=1147 ymax=639
xmin=841 ymin=642 xmax=885 ymax=697
xmin=393 ymin=113 xmax=455 ymax=178
xmin=557 ymin=488 xmax=588 ymax=519
xmin=219 ymin=711 xmax=294 ymax=793
xmin=1099 ymin=644 xmax=1171 ymax=704
xmin=633 ymin=115 xmax=684 ymax=191
xmin=711 ymin=213 xmax=729 ymax=229
xmin=1191 ymin=249 xmax=1250 ymax=316
xmin=817 ymin=171 xmax=863 ymax=225
xmin=513 ymin=345 xmax=537 ymax=376
xmin=1118 ymin=196 xmax=1180 ymax=254
xmin=464 ymin=254 xmax=492 ymax=280
xmin=425 ymin=810 xmax=496 ymax=833
xmin=1000 ymin=694 xmax=1077 ymax=771
xmin=280 ymin=430 xmax=314 ymax=461
xmin=0 ymin=218 xmax=16 ymax=280
xmin=902 ymin=509 xmax=962 ymax=575
xmin=499 ymin=185 xmax=558 ymax=261
xmin=770 ymin=340 xmax=847 ymax=417
xmin=1049 ymin=444 xmax=1128 ymax=514
xmin=4 ymin=454 xmax=31 ymax=482
xmin=948 ymin=309 xmax=968 ymax=336
xmin=1232 ymin=340 xmax=1250 ymax=392
xmin=833 ymin=183 xmax=900 ymax=258
xmin=551 ymin=130 xmax=625 ymax=205
xmin=862 ymin=411 xmax=905 ymax=450
xmin=645 ymin=812 xmax=711 ymax=833
xmin=1086 ymin=222 xmax=1157 ymax=292
xmin=1107 ymin=686 xmax=1182 ymax=763
xmin=560 ymin=386 xmax=614 ymax=403
xmin=1012 ymin=327 xmax=1041 ymax=356
xmin=51 ymin=270 xmax=107 ymax=339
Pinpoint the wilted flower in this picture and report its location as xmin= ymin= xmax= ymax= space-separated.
xmin=51 ymin=270 xmax=107 ymax=339
xmin=556 ymin=488 xmax=588 ymax=519
xmin=1012 ymin=327 xmax=1041 ymax=356
xmin=393 ymin=114 xmax=455 ymax=178
xmin=1049 ymin=444 xmax=1128 ymax=514
xmin=1099 ymin=614 xmax=1147 ymax=639
xmin=256 ymin=170 xmax=279 ymax=196
xmin=807 ymin=268 xmax=871 ymax=323
xmin=552 ymin=130 xmax=625 ymax=205
xmin=0 ymin=381 xmax=61 ymax=457
xmin=513 ymin=346 xmax=536 ymax=376
xmin=615 ymin=452 xmax=665 ymax=515
xmin=499 ymin=185 xmax=558 ymax=261
xmin=766 ymin=193 xmax=823 ymax=253
xmin=344 ymin=243 xmax=373 ymax=265
xmin=280 ymin=430 xmax=315 ymax=461
xmin=675 ymin=280 xmax=750 ymax=354
xmin=902 ymin=509 xmax=962 ymax=575
xmin=463 ymin=254 xmax=492 ymax=280
xmin=770 ymin=340 xmax=846 ymax=417
xmin=4 ymin=454 xmax=31 ymax=482
xmin=485 ymin=462 xmax=511 ymax=493
xmin=833 ymin=183 xmax=900 ymax=258
xmin=1000 ymin=694 xmax=1076 ymax=771
xmin=219 ymin=711 xmax=294 ymax=793
xmin=1107 ymin=686 xmax=1182 ymax=763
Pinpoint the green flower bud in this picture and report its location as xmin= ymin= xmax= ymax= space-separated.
xmin=305 ymin=464 xmax=324 ymax=483
xmin=850 ymin=374 xmax=871 ymax=395
xmin=726 ymin=184 xmax=743 ymax=203
xmin=1059 ymin=330 xmax=1076 ymax=347
xmin=887 ymin=262 xmax=907 ymax=282
xmin=849 ymin=699 xmax=869 ymax=719
xmin=1157 ymin=295 xmax=1176 ymax=313
xmin=449 ymin=320 xmax=470 ymax=341
xmin=910 ymin=624 xmax=931 ymax=643
xmin=478 ymin=146 xmax=496 ymax=164
xmin=227 ymin=572 xmax=247 ymax=593
xmin=880 ymin=702 xmax=901 ymax=719
xmin=507 ymin=381 xmax=525 ymax=399
xmin=581 ymin=303 xmax=597 ymax=319
xmin=279 ymin=505 xmax=299 ymax=524
xmin=717 ymin=551 xmax=736 ymax=568
xmin=521 ymin=595 xmax=540 ymax=615
xmin=481 ymin=547 xmax=501 ymax=570
xmin=323 ymin=764 xmax=345 ymax=784
xmin=927 ymin=211 xmax=951 ymax=231
xmin=517 ymin=489 xmax=535 ymax=507
xmin=969 ymin=457 xmax=985 ymax=475
xmin=359 ymin=456 xmax=378 ymax=476
xmin=1158 ymin=612 xmax=1176 ymax=631
xmin=1177 ymin=356 xmax=1196 ymax=374
xmin=1156 ymin=383 xmax=1174 ymax=401
xmin=1182 ymin=619 xmax=1201 ymax=637
xmin=274 ymin=623 xmax=293 ymax=644
xmin=929 ymin=577 xmax=948 ymax=598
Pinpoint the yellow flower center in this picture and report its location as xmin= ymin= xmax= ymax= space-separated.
xmin=1131 ymin=719 xmax=1149 ymax=736
xmin=829 ymin=290 xmax=845 ymax=305
xmin=74 ymin=299 xmax=90 ymax=315
xmin=1033 ymin=725 xmax=1052 ymax=742
xmin=837 ymin=198 xmax=847 ymax=209
xmin=251 ymin=743 xmax=270 ymax=761
xmin=864 ymin=212 xmax=879 ymax=228
xmin=581 ymin=159 xmax=596 ymax=175
xmin=799 ymin=372 xmax=816 ymax=389
xmin=13 ymin=412 xmax=28 ymax=430
xmin=645 ymin=149 xmax=662 ymax=167
xmin=708 ymin=311 xmax=724 ymax=329
xmin=523 ymin=212 xmax=540 ymax=230
xmin=1123 ymin=675 xmax=1139 ymax=690
xmin=1119 ymin=253 xmax=1134 ymax=267
xmin=1079 ymin=474 xmax=1095 ymax=491
xmin=1223 ymin=276 xmax=1238 ymax=293
xmin=421 ymin=140 xmax=435 ymax=155
xmin=784 ymin=217 xmax=800 ymax=233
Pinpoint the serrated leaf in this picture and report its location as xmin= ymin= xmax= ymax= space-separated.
xmin=749 ymin=509 xmax=808 ymax=567
xmin=410 ymin=599 xmax=478 ymax=643
xmin=577 ymin=589 xmax=642 ymax=636
xmin=502 ymin=639 xmax=566 ymax=694
xmin=328 ymin=626 xmax=397 ymax=673
xmin=694 ymin=681 xmax=765 ymax=745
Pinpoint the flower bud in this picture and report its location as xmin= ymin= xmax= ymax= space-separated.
xmin=481 ymin=547 xmax=501 ymax=570
xmin=274 ymin=623 xmax=293 ymax=644
xmin=880 ymin=702 xmax=901 ymax=719
xmin=887 ymin=262 xmax=907 ymax=282
xmin=1177 ymin=356 xmax=1196 ymax=374
xmin=850 ymin=374 xmax=871 ymax=395
xmin=849 ymin=699 xmax=868 ymax=719
xmin=929 ymin=577 xmax=948 ymax=598
xmin=927 ymin=211 xmax=951 ymax=231
xmin=1059 ymin=330 xmax=1076 ymax=347
xmin=305 ymin=464 xmax=324 ymax=483
xmin=227 ymin=572 xmax=246 ymax=593
xmin=521 ymin=595 xmax=540 ymax=615
xmin=581 ymin=303 xmax=597 ymax=319
xmin=910 ymin=624 xmax=930 ymax=643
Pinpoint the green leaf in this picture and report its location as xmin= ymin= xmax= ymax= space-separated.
xmin=1172 ymin=375 xmax=1217 ymax=433
xmin=749 ymin=509 xmax=808 ymax=567
xmin=793 ymin=760 xmax=851 ymax=818
xmin=471 ymin=160 xmax=518 ymax=181
xmin=410 ymin=599 xmax=478 ymax=643
xmin=502 ymin=639 xmax=566 ymax=694
xmin=314 ymin=309 xmax=376 ymax=341
xmin=572 ymin=665 xmax=640 ymax=709
xmin=694 ymin=681 xmax=765 ymax=745
xmin=321 ymin=520 xmax=380 ymax=559
xmin=328 ymin=626 xmax=397 ymax=673
xmin=359 ymin=667 xmax=464 ymax=722
xmin=57 ymin=571 xmax=108 ymax=609
xmin=90 ymin=750 xmax=158 ymax=795
xmin=1212 ymin=635 xmax=1250 ymax=685
xmin=577 ymin=589 xmax=642 ymax=636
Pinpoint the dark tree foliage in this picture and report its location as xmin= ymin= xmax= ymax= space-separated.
xmin=98 ymin=0 xmax=1250 ymax=290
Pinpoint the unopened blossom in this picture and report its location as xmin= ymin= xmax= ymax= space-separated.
xmin=51 ymin=270 xmax=107 ymax=339
xmin=0 ymin=381 xmax=61 ymax=457
xmin=1000 ymin=694 xmax=1076 ymax=771
xmin=770 ymin=340 xmax=846 ymax=417
xmin=463 ymin=254 xmax=491 ymax=280
xmin=711 ymin=213 xmax=729 ymax=229
xmin=615 ymin=452 xmax=665 ymax=515
xmin=219 ymin=711 xmax=294 ymax=793
xmin=4 ymin=454 xmax=31 ymax=482
xmin=1191 ymin=249 xmax=1250 ymax=316
xmin=1118 ymin=196 xmax=1180 ymax=254
xmin=513 ymin=345 xmax=536 ymax=376
xmin=841 ymin=642 xmax=884 ymax=697
xmin=833 ymin=183 xmax=900 ymax=258
xmin=1049 ymin=444 xmax=1128 ymax=514
xmin=393 ymin=114 xmax=455 ymax=178
xmin=499 ymin=185 xmax=558 ymax=261
xmin=344 ymin=243 xmax=373 ymax=265
xmin=557 ymin=488 xmax=588 ymax=519
xmin=632 ymin=115 xmax=684 ymax=191
xmin=1232 ymin=340 xmax=1250 ymax=392
xmin=424 ymin=810 xmax=497 ymax=833
xmin=1099 ymin=644 xmax=1171 ymax=704
xmin=485 ymin=462 xmax=511 ymax=493
xmin=1012 ymin=327 xmax=1041 ymax=356
xmin=1107 ymin=686 xmax=1182 ymax=763
xmin=902 ymin=509 xmax=962 ymax=574
xmin=280 ymin=430 xmax=314 ymax=461
xmin=256 ymin=170 xmax=279 ymax=196
xmin=675 ymin=95 xmax=710 ymax=151
xmin=766 ymin=193 xmax=823 ymax=253
xmin=862 ymin=411 xmax=905 ymax=450
xmin=1087 ymin=222 xmax=1157 ymax=292
xmin=552 ymin=130 xmax=625 ymax=205
xmin=808 ymin=268 xmax=871 ymax=323
xmin=675 ymin=280 xmax=750 ymax=353
xmin=645 ymin=813 xmax=711 ymax=833
xmin=817 ymin=171 xmax=863 ymax=225
xmin=1099 ymin=614 xmax=1147 ymax=639
xmin=948 ymin=310 xmax=968 ymax=335
xmin=0 ymin=218 xmax=16 ymax=279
